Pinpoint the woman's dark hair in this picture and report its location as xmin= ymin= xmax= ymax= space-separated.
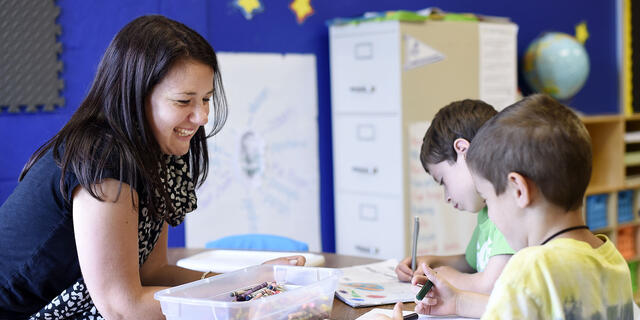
xmin=20 ymin=15 xmax=227 ymax=218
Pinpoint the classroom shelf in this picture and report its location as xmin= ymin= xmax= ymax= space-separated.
xmin=619 ymin=220 xmax=640 ymax=228
xmin=586 ymin=184 xmax=625 ymax=196
xmin=581 ymin=115 xmax=640 ymax=274
xmin=590 ymin=226 xmax=614 ymax=234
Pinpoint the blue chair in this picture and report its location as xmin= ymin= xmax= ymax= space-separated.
xmin=205 ymin=234 xmax=309 ymax=252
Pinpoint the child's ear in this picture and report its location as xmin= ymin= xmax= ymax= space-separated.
xmin=453 ymin=138 xmax=470 ymax=158
xmin=507 ymin=172 xmax=532 ymax=208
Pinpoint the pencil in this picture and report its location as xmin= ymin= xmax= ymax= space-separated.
xmin=411 ymin=216 xmax=419 ymax=271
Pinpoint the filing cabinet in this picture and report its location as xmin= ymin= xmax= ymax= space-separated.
xmin=329 ymin=19 xmax=517 ymax=259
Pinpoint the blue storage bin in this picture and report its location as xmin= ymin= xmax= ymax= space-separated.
xmin=618 ymin=190 xmax=635 ymax=223
xmin=586 ymin=194 xmax=608 ymax=230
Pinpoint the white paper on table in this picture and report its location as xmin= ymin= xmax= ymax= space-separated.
xmin=357 ymin=308 xmax=478 ymax=320
xmin=176 ymin=250 xmax=325 ymax=273
xmin=336 ymin=259 xmax=415 ymax=307
xmin=356 ymin=308 xmax=417 ymax=320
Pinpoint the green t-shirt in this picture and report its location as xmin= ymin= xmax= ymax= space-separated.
xmin=464 ymin=207 xmax=515 ymax=271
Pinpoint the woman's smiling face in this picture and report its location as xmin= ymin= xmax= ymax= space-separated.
xmin=146 ymin=58 xmax=214 ymax=156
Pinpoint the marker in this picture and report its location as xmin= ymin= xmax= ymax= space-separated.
xmin=415 ymin=280 xmax=434 ymax=300
xmin=403 ymin=313 xmax=419 ymax=320
xmin=411 ymin=216 xmax=419 ymax=271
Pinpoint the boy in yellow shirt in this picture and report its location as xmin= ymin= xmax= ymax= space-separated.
xmin=413 ymin=94 xmax=634 ymax=319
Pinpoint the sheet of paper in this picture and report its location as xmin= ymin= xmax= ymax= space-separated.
xmin=176 ymin=250 xmax=325 ymax=273
xmin=185 ymin=53 xmax=320 ymax=251
xmin=356 ymin=308 xmax=416 ymax=320
xmin=478 ymin=23 xmax=518 ymax=111
xmin=336 ymin=259 xmax=416 ymax=307
xmin=357 ymin=308 xmax=478 ymax=320
xmin=403 ymin=34 xmax=445 ymax=70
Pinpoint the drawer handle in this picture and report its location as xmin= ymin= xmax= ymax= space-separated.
xmin=349 ymin=85 xmax=376 ymax=93
xmin=354 ymin=42 xmax=373 ymax=59
xmin=356 ymin=124 xmax=376 ymax=141
xmin=355 ymin=245 xmax=379 ymax=255
xmin=352 ymin=166 xmax=378 ymax=175
xmin=359 ymin=203 xmax=378 ymax=221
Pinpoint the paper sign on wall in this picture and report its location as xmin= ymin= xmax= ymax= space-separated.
xmin=478 ymin=23 xmax=518 ymax=110
xmin=186 ymin=53 xmax=320 ymax=251
xmin=403 ymin=34 xmax=445 ymax=70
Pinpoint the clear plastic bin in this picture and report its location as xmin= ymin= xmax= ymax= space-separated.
xmin=154 ymin=265 xmax=341 ymax=320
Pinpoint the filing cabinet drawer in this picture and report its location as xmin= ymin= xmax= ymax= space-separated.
xmin=335 ymin=193 xmax=405 ymax=259
xmin=330 ymin=30 xmax=401 ymax=114
xmin=332 ymin=115 xmax=402 ymax=195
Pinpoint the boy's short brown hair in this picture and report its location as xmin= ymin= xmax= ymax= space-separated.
xmin=466 ymin=94 xmax=592 ymax=211
xmin=420 ymin=99 xmax=497 ymax=172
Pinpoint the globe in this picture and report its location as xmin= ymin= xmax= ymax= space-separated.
xmin=523 ymin=32 xmax=590 ymax=100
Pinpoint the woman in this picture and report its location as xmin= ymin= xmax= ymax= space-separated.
xmin=0 ymin=15 xmax=304 ymax=319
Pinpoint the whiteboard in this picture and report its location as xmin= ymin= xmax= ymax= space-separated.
xmin=185 ymin=53 xmax=320 ymax=251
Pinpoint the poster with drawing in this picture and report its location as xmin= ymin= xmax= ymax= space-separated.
xmin=185 ymin=53 xmax=320 ymax=251
xmin=408 ymin=122 xmax=476 ymax=255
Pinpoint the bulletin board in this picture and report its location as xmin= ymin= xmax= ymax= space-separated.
xmin=0 ymin=0 xmax=623 ymax=252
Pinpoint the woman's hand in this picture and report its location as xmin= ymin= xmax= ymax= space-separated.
xmin=413 ymin=263 xmax=459 ymax=316
xmin=261 ymin=255 xmax=306 ymax=266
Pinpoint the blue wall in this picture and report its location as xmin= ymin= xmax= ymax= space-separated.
xmin=0 ymin=0 xmax=619 ymax=250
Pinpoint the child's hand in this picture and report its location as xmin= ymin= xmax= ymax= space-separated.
xmin=395 ymin=256 xmax=430 ymax=282
xmin=413 ymin=263 xmax=459 ymax=316
xmin=432 ymin=265 xmax=457 ymax=280
xmin=369 ymin=302 xmax=405 ymax=320
xmin=262 ymin=255 xmax=306 ymax=266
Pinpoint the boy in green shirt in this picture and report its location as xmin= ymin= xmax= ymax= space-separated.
xmin=395 ymin=99 xmax=514 ymax=294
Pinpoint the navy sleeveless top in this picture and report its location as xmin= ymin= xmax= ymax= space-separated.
xmin=0 ymin=149 xmax=196 ymax=319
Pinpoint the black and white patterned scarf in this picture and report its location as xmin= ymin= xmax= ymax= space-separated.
xmin=30 ymin=155 xmax=197 ymax=320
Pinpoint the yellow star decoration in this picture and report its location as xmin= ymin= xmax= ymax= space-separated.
xmin=575 ymin=21 xmax=589 ymax=45
xmin=289 ymin=0 xmax=314 ymax=24
xmin=235 ymin=0 xmax=263 ymax=20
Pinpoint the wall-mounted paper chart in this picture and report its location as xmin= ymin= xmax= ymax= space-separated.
xmin=186 ymin=53 xmax=320 ymax=251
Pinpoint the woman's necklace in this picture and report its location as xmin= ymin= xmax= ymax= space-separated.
xmin=540 ymin=225 xmax=590 ymax=245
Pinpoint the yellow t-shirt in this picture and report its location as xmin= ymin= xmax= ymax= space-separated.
xmin=482 ymin=234 xmax=634 ymax=319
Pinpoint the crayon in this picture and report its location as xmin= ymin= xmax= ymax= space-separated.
xmin=403 ymin=313 xmax=419 ymax=320
xmin=238 ymin=282 xmax=268 ymax=300
xmin=415 ymin=280 xmax=434 ymax=300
